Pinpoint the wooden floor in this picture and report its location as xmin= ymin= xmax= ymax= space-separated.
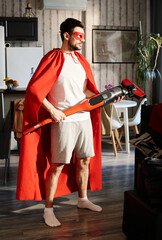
xmin=0 ymin=140 xmax=135 ymax=240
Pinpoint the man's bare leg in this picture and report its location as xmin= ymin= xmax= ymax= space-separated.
xmin=76 ymin=158 xmax=102 ymax=212
xmin=44 ymin=163 xmax=64 ymax=227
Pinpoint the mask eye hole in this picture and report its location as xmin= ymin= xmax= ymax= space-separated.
xmin=74 ymin=32 xmax=84 ymax=40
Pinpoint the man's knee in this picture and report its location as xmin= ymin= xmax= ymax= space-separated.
xmin=77 ymin=158 xmax=90 ymax=169
xmin=50 ymin=163 xmax=65 ymax=176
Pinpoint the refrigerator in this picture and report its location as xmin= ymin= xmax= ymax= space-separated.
xmin=0 ymin=26 xmax=6 ymax=87
xmin=6 ymin=46 xmax=43 ymax=88
xmin=0 ymin=25 xmax=43 ymax=88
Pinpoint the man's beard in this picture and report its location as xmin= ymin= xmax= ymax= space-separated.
xmin=68 ymin=41 xmax=82 ymax=51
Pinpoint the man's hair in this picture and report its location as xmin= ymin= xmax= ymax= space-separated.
xmin=60 ymin=18 xmax=84 ymax=41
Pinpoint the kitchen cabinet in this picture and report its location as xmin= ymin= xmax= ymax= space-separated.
xmin=0 ymin=88 xmax=25 ymax=158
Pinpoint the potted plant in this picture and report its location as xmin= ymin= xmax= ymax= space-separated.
xmin=134 ymin=21 xmax=162 ymax=103
xmin=3 ymin=77 xmax=19 ymax=89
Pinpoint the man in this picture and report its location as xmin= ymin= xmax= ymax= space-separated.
xmin=16 ymin=18 xmax=121 ymax=227
xmin=42 ymin=18 xmax=102 ymax=227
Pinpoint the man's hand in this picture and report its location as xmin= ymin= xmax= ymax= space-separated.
xmin=49 ymin=108 xmax=66 ymax=122
xmin=42 ymin=98 xmax=66 ymax=122
xmin=113 ymin=95 xmax=125 ymax=103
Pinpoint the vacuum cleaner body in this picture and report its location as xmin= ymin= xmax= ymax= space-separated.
xmin=23 ymin=79 xmax=146 ymax=135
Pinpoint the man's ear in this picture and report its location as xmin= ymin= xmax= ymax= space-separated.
xmin=63 ymin=32 xmax=70 ymax=40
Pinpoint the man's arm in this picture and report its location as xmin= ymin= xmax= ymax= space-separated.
xmin=83 ymin=78 xmax=124 ymax=102
xmin=42 ymin=98 xmax=66 ymax=122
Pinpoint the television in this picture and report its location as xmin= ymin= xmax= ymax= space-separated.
xmin=0 ymin=17 xmax=38 ymax=42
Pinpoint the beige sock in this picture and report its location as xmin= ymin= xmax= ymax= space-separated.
xmin=77 ymin=197 xmax=102 ymax=212
xmin=43 ymin=208 xmax=61 ymax=227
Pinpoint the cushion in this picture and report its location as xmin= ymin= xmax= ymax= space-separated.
xmin=130 ymin=132 xmax=162 ymax=158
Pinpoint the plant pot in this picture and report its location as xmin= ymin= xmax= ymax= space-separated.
xmin=7 ymin=84 xmax=13 ymax=90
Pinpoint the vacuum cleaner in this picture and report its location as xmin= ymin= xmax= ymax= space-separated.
xmin=23 ymin=79 xmax=146 ymax=135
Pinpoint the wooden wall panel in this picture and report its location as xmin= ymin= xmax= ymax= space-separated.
xmin=5 ymin=0 xmax=12 ymax=17
xmin=43 ymin=10 xmax=50 ymax=53
xmin=140 ymin=0 xmax=146 ymax=36
xmin=37 ymin=9 xmax=43 ymax=47
xmin=107 ymin=0 xmax=114 ymax=26
xmin=100 ymin=0 xmax=107 ymax=25
xmin=51 ymin=10 xmax=58 ymax=50
xmin=85 ymin=0 xmax=93 ymax=61
xmin=114 ymin=0 xmax=120 ymax=26
xmin=134 ymin=0 xmax=140 ymax=27
xmin=13 ymin=0 xmax=20 ymax=17
xmin=0 ymin=0 xmax=150 ymax=100
xmin=127 ymin=0 xmax=134 ymax=26
xmin=121 ymin=0 xmax=127 ymax=27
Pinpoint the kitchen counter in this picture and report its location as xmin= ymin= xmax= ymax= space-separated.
xmin=0 ymin=88 xmax=26 ymax=93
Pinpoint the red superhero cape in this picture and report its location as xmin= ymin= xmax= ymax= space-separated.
xmin=16 ymin=48 xmax=102 ymax=200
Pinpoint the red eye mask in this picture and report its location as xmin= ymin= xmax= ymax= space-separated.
xmin=68 ymin=32 xmax=85 ymax=41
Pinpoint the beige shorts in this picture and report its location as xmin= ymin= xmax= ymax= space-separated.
xmin=51 ymin=119 xmax=95 ymax=164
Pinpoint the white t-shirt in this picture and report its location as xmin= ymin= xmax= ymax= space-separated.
xmin=48 ymin=53 xmax=90 ymax=122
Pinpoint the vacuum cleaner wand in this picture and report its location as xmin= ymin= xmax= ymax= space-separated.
xmin=23 ymin=79 xmax=146 ymax=135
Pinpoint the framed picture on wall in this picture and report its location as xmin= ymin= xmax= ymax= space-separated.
xmin=92 ymin=29 xmax=138 ymax=63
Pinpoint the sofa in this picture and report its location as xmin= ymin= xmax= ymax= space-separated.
xmin=122 ymin=104 xmax=162 ymax=240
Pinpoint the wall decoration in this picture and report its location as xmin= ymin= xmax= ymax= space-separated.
xmin=92 ymin=29 xmax=138 ymax=63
